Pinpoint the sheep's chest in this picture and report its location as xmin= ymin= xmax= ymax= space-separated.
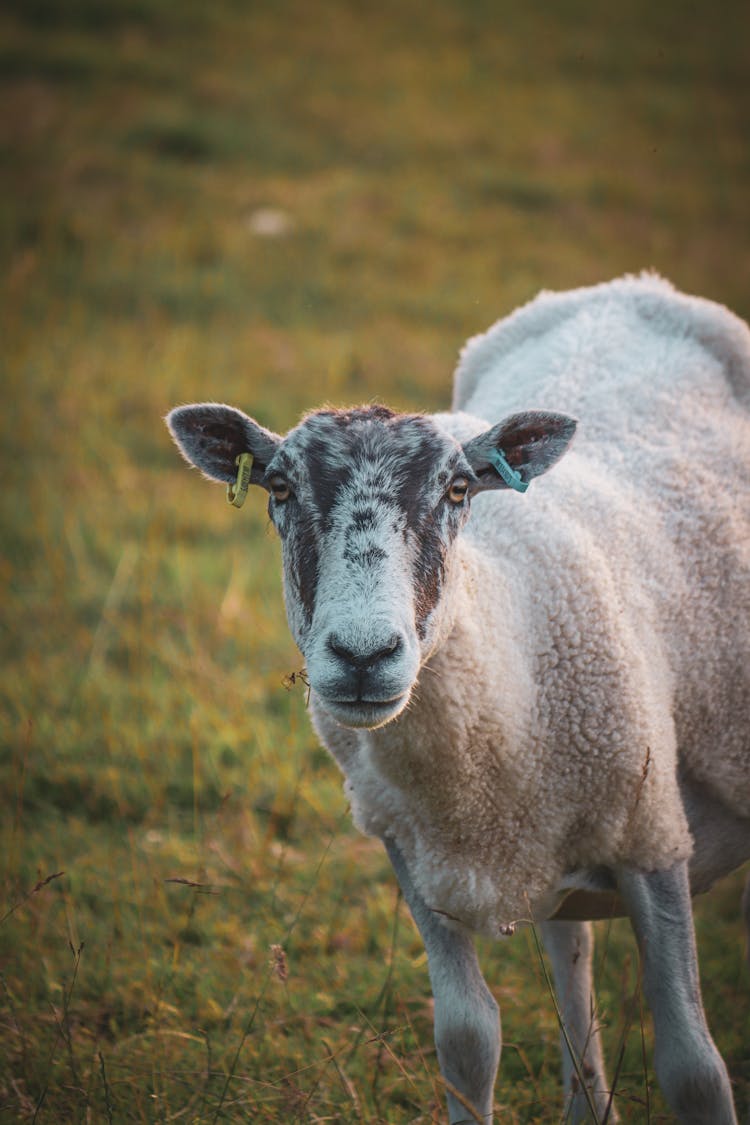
xmin=309 ymin=650 xmax=692 ymax=938
xmin=311 ymin=691 xmax=573 ymax=935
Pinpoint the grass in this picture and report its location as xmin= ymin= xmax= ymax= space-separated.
xmin=1 ymin=0 xmax=749 ymax=1119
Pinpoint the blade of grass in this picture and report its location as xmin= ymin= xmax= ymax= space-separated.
xmin=0 ymin=871 xmax=65 ymax=928
xmin=528 ymin=920 xmax=602 ymax=1125
xmin=32 ymin=942 xmax=85 ymax=1124
xmin=211 ymin=810 xmax=348 ymax=1123
xmin=322 ymin=1036 xmax=364 ymax=1124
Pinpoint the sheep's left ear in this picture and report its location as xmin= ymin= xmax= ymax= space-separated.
xmin=462 ymin=411 xmax=577 ymax=493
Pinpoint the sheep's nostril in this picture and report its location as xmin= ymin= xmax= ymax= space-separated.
xmin=328 ymin=634 xmax=354 ymax=664
xmin=328 ymin=632 xmax=403 ymax=670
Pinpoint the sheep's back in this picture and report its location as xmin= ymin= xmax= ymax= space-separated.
xmin=453 ymin=273 xmax=750 ymax=425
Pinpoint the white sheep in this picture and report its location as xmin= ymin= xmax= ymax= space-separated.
xmin=167 ymin=274 xmax=750 ymax=1124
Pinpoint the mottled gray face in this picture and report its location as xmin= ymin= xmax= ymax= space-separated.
xmin=265 ymin=406 xmax=473 ymax=727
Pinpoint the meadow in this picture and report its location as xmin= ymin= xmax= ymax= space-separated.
xmin=1 ymin=0 xmax=749 ymax=1120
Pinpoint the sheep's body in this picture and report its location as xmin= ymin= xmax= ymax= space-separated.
xmin=167 ymin=274 xmax=750 ymax=1124
xmin=312 ymin=273 xmax=750 ymax=937
xmin=454 ymin=274 xmax=750 ymax=820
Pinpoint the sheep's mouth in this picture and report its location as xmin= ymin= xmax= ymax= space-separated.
xmin=322 ymin=693 xmax=409 ymax=730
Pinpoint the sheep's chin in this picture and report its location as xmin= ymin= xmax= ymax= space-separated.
xmin=319 ymin=694 xmax=410 ymax=730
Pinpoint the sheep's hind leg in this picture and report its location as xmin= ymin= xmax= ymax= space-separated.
xmin=540 ymin=919 xmax=618 ymax=1123
xmin=617 ymin=861 xmax=738 ymax=1125
xmin=384 ymin=838 xmax=500 ymax=1124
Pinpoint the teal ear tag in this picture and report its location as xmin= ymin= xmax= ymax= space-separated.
xmin=227 ymin=452 xmax=254 ymax=508
xmin=488 ymin=448 xmax=529 ymax=493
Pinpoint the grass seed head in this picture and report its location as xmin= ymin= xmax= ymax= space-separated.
xmin=269 ymin=943 xmax=288 ymax=983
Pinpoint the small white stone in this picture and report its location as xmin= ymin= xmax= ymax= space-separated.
xmin=246 ymin=208 xmax=294 ymax=237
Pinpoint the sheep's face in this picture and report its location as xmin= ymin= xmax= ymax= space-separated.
xmin=262 ymin=407 xmax=473 ymax=728
xmin=167 ymin=402 xmax=576 ymax=730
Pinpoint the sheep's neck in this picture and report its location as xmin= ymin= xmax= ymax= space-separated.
xmin=366 ymin=537 xmax=535 ymax=804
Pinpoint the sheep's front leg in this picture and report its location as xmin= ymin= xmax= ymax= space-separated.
xmin=384 ymin=839 xmax=500 ymax=1124
xmin=617 ymin=861 xmax=737 ymax=1125
xmin=540 ymin=919 xmax=617 ymax=1123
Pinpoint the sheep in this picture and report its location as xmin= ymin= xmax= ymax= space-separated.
xmin=166 ymin=273 xmax=750 ymax=1124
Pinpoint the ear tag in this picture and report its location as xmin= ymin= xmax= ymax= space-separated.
xmin=227 ymin=452 xmax=254 ymax=508
xmin=488 ymin=448 xmax=529 ymax=493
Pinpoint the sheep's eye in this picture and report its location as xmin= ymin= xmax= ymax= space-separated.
xmin=447 ymin=476 xmax=469 ymax=504
xmin=269 ymin=475 xmax=291 ymax=503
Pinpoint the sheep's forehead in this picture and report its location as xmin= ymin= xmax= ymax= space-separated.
xmin=276 ymin=407 xmax=462 ymax=520
xmin=271 ymin=407 xmax=467 ymax=638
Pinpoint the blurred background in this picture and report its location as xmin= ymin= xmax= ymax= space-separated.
xmin=1 ymin=0 xmax=748 ymax=1120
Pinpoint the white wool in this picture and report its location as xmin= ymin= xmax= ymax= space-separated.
xmin=311 ymin=275 xmax=750 ymax=938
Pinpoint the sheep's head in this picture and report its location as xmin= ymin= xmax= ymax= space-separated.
xmin=167 ymin=403 xmax=575 ymax=729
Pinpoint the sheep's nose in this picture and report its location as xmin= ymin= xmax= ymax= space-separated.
xmin=327 ymin=632 xmax=402 ymax=671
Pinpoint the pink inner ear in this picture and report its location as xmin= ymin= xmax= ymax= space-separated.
xmin=503 ymin=444 xmax=524 ymax=468
xmin=509 ymin=425 xmax=552 ymax=454
xmin=503 ymin=434 xmax=542 ymax=468
xmin=502 ymin=415 xmax=573 ymax=467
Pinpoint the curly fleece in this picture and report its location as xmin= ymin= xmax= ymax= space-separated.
xmin=311 ymin=274 xmax=750 ymax=937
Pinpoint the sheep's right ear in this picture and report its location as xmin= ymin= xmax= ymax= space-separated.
xmin=166 ymin=403 xmax=282 ymax=486
xmin=463 ymin=411 xmax=577 ymax=494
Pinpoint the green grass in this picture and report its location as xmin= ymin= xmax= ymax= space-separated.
xmin=1 ymin=0 xmax=749 ymax=1119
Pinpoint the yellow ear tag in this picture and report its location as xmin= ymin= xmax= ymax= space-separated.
xmin=227 ymin=452 xmax=254 ymax=508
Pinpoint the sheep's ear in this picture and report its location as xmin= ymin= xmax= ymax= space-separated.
xmin=463 ymin=411 xmax=577 ymax=493
xmin=166 ymin=403 xmax=282 ymax=487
